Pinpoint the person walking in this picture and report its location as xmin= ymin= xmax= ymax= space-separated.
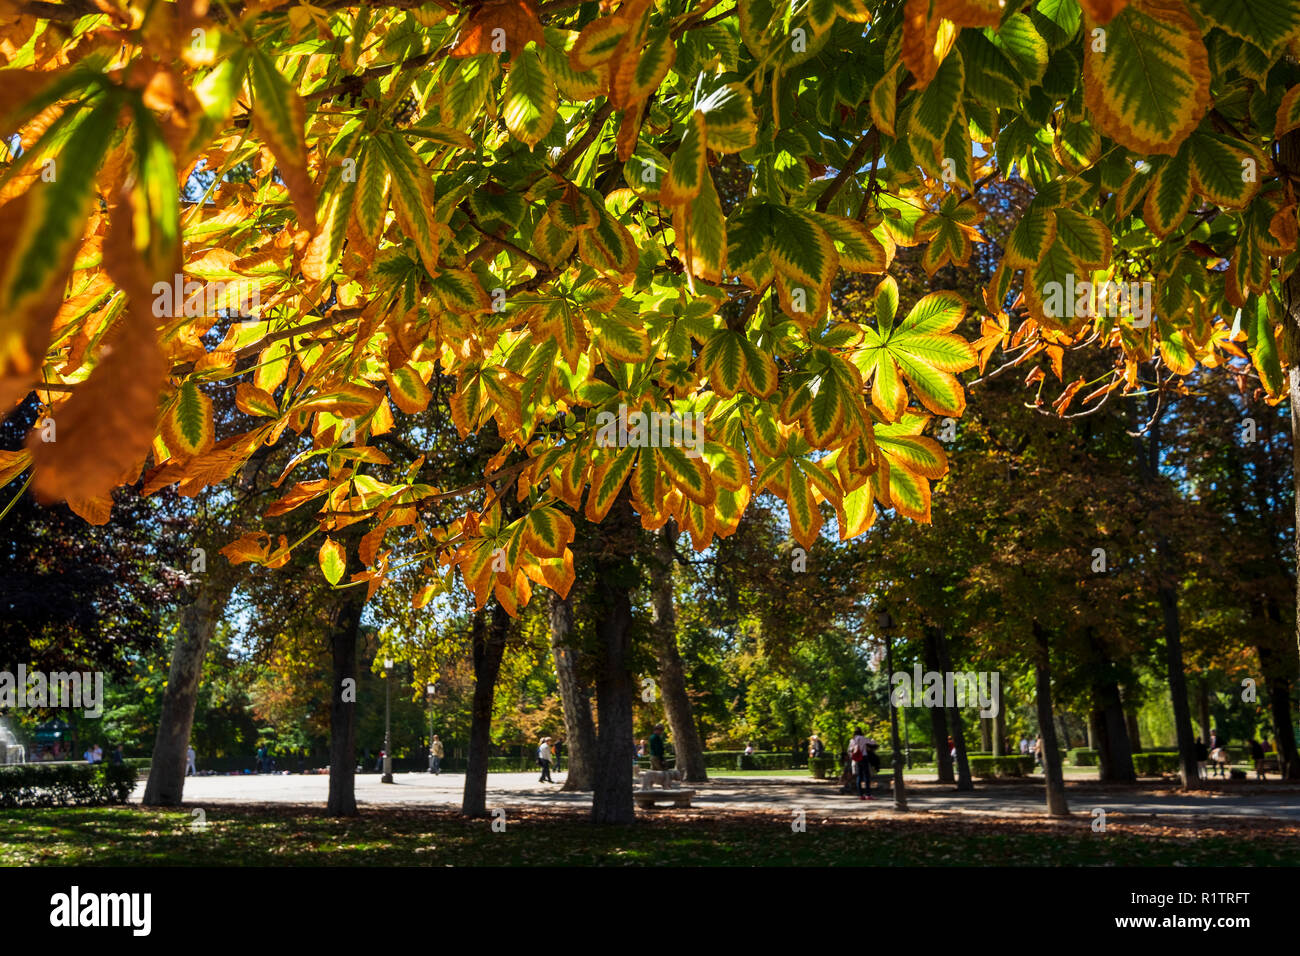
xmin=1033 ymin=735 xmax=1044 ymax=770
xmin=186 ymin=745 xmax=197 ymax=776
xmin=1249 ymin=737 xmax=1266 ymax=780
xmin=849 ymin=728 xmax=872 ymax=801
xmin=537 ymin=737 xmax=554 ymax=783
xmin=1208 ymin=729 xmax=1227 ymax=778
xmin=553 ymin=738 xmax=563 ymax=772
xmin=649 ymin=725 xmax=667 ymax=771
xmin=1194 ymin=737 xmax=1208 ymax=779
xmin=429 ymin=735 xmax=444 ymax=774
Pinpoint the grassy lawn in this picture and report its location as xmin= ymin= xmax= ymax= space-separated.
xmin=2 ymin=805 xmax=1297 ymax=866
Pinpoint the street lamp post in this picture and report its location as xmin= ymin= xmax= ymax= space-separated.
xmin=381 ymin=658 xmax=394 ymax=784
xmin=426 ymin=683 xmax=436 ymax=773
xmin=877 ymin=610 xmax=909 ymax=811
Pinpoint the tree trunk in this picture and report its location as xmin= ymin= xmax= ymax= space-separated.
xmin=462 ymin=602 xmax=509 ymax=817
xmin=1085 ymin=628 xmax=1135 ymax=782
xmin=327 ymin=585 xmax=365 ymax=817
xmin=933 ymin=628 xmax=972 ymax=790
xmin=1197 ymin=679 xmax=1212 ymax=746
xmin=923 ymin=627 xmax=953 ymax=783
xmin=1156 ymin=570 xmax=1201 ymax=789
xmin=649 ymin=523 xmax=707 ymax=782
xmin=591 ymin=495 xmax=638 ymax=824
xmin=1033 ymin=620 xmax=1069 ymax=817
xmin=1258 ymin=642 xmax=1300 ymax=780
xmin=979 ymin=716 xmax=992 ymax=752
xmin=141 ymin=584 xmax=225 ymax=806
xmin=549 ymin=590 xmax=597 ymax=791
xmin=1089 ymin=710 xmax=1109 ymax=778
xmin=1122 ymin=688 xmax=1143 ymax=753
xmin=992 ymin=695 xmax=1006 ymax=756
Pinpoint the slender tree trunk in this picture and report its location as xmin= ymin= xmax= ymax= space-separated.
xmin=462 ymin=602 xmax=509 ymax=817
xmin=327 ymin=585 xmax=365 ymax=817
xmin=992 ymin=693 xmax=1006 ymax=756
xmin=1197 ymin=679 xmax=1212 ymax=745
xmin=1085 ymin=628 xmax=1135 ymax=782
xmin=1258 ymin=642 xmax=1300 ymax=780
xmin=649 ymin=523 xmax=707 ymax=782
xmin=933 ymin=628 xmax=972 ymax=790
xmin=1089 ymin=710 xmax=1109 ymax=778
xmin=979 ymin=716 xmax=992 ymax=751
xmin=1156 ymin=570 xmax=1201 ymax=789
xmin=591 ymin=495 xmax=638 ymax=824
xmin=142 ymin=584 xmax=226 ymax=806
xmin=923 ymin=627 xmax=953 ymax=783
xmin=1033 ymin=620 xmax=1069 ymax=817
xmin=1122 ymin=687 xmax=1143 ymax=753
xmin=549 ymin=590 xmax=597 ymax=791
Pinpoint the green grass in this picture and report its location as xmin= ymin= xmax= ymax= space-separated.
xmin=1 ymin=805 xmax=1297 ymax=866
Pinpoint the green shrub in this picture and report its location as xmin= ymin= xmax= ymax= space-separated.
xmin=1133 ymin=752 xmax=1180 ymax=775
xmin=968 ymin=756 xmax=1035 ymax=778
xmin=808 ymin=756 xmax=837 ymax=778
xmin=0 ymin=763 xmax=137 ymax=808
xmin=1069 ymin=748 xmax=1099 ymax=767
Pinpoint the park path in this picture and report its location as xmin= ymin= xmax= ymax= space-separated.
xmin=133 ymin=771 xmax=1300 ymax=822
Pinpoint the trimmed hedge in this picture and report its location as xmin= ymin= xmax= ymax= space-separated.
xmin=0 ymin=763 xmax=137 ymax=808
xmin=1069 ymin=748 xmax=1100 ymax=767
xmin=968 ymin=756 xmax=1036 ymax=778
xmin=736 ymin=753 xmax=799 ymax=770
xmin=1133 ymin=752 xmax=1181 ymax=775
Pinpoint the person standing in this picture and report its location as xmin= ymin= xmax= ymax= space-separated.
xmin=553 ymin=738 xmax=563 ymax=772
xmin=1033 ymin=735 xmax=1044 ymax=770
xmin=537 ymin=737 xmax=554 ymax=783
xmin=649 ymin=725 xmax=667 ymax=771
xmin=1249 ymin=737 xmax=1266 ymax=780
xmin=1208 ymin=728 xmax=1227 ymax=778
xmin=111 ymin=745 xmax=125 ymax=766
xmin=429 ymin=735 xmax=444 ymax=775
xmin=92 ymin=743 xmax=103 ymax=764
xmin=848 ymin=728 xmax=873 ymax=801
xmin=1194 ymin=737 xmax=1208 ymax=779
xmin=186 ymin=745 xmax=197 ymax=776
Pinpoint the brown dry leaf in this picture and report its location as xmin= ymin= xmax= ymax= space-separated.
xmin=450 ymin=0 xmax=544 ymax=57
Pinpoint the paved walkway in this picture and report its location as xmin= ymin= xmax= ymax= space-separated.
xmin=135 ymin=772 xmax=1300 ymax=821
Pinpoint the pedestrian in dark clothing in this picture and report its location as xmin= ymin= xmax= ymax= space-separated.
xmin=649 ymin=725 xmax=667 ymax=771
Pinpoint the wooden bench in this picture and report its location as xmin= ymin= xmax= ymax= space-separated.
xmin=634 ymin=788 xmax=695 ymax=809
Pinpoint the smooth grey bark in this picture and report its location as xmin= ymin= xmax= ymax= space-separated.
xmin=142 ymin=584 xmax=226 ymax=806
xmin=548 ymin=590 xmax=597 ymax=791
xmin=1032 ymin=619 xmax=1069 ymax=817
xmin=649 ymin=523 xmax=707 ymax=782
xmin=327 ymin=585 xmax=365 ymax=817
xmin=462 ymin=602 xmax=509 ymax=816
xmin=591 ymin=494 xmax=638 ymax=824
xmin=923 ymin=627 xmax=954 ymax=783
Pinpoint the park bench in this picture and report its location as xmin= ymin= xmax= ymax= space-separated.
xmin=634 ymin=787 xmax=695 ymax=809
xmin=633 ymin=766 xmax=695 ymax=809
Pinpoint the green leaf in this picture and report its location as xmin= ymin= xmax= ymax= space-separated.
xmin=319 ymin=538 xmax=347 ymax=585
xmin=503 ymin=44 xmax=558 ymax=149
